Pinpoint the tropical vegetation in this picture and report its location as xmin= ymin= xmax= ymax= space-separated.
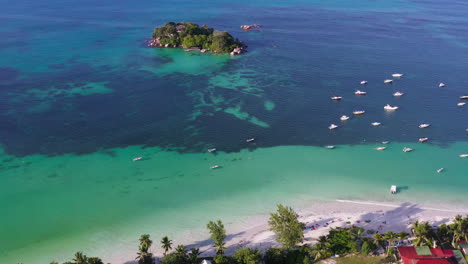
xmin=151 ymin=22 xmax=243 ymax=53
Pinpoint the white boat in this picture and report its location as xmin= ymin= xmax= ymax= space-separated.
xmin=384 ymin=79 xmax=393 ymax=84
xmin=355 ymin=90 xmax=367 ymax=95
xmin=325 ymin=145 xmax=335 ymax=149
xmin=360 ymin=80 xmax=368 ymax=85
xmin=329 ymin=124 xmax=338 ymax=130
xmin=460 ymin=154 xmax=468 ymax=158
xmin=340 ymin=115 xmax=350 ymax=121
xmin=392 ymin=73 xmax=403 ymax=78
xmin=437 ymin=168 xmax=444 ymax=173
xmin=371 ymin=122 xmax=381 ymax=126
xmin=419 ymin=137 xmax=429 ymax=143
xmin=207 ymin=148 xmax=217 ymax=153
xmin=393 ymin=91 xmax=404 ymax=97
xmin=132 ymin=157 xmax=143 ymax=161
xmin=331 ymin=96 xmax=342 ymax=101
xmin=438 ymin=83 xmax=446 ymax=88
xmin=403 ymin=147 xmax=413 ymax=152
xmin=382 ymin=141 xmax=390 ymax=144
xmin=390 ymin=185 xmax=397 ymax=194
xmin=419 ymin=123 xmax=430 ymax=129
xmin=375 ymin=146 xmax=387 ymax=151
xmin=458 ymin=102 xmax=466 ymax=107
xmin=246 ymin=138 xmax=255 ymax=143
xmin=460 ymin=95 xmax=468 ymax=100
xmin=384 ymin=104 xmax=399 ymax=111
xmin=353 ymin=110 xmax=365 ymax=115
xmin=210 ymin=165 xmax=220 ymax=169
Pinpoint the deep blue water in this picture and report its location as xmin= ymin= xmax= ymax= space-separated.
xmin=0 ymin=0 xmax=467 ymax=157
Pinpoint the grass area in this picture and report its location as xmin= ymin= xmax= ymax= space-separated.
xmin=319 ymin=255 xmax=386 ymax=264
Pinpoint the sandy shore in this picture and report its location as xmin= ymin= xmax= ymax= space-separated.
xmin=116 ymin=199 xmax=468 ymax=264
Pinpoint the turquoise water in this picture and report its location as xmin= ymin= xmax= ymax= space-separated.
xmin=1 ymin=0 xmax=468 ymax=263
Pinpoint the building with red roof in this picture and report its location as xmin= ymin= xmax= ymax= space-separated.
xmin=398 ymin=246 xmax=459 ymax=264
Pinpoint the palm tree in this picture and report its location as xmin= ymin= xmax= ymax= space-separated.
xmin=189 ymin=248 xmax=201 ymax=264
xmin=310 ymin=242 xmax=332 ymax=261
xmin=139 ymin=234 xmax=153 ymax=251
xmin=161 ymin=236 xmax=173 ymax=256
xmin=73 ymin=252 xmax=88 ymax=264
xmin=175 ymin=245 xmax=188 ymax=263
xmin=412 ymin=221 xmax=434 ymax=247
xmin=383 ymin=231 xmax=398 ymax=255
xmin=373 ymin=233 xmax=387 ymax=253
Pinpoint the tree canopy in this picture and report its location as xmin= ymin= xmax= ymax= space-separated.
xmin=268 ymin=204 xmax=305 ymax=250
xmin=207 ymin=219 xmax=227 ymax=255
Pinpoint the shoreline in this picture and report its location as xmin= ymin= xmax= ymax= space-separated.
xmin=110 ymin=198 xmax=468 ymax=264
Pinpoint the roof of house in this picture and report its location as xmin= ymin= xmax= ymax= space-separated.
xmin=415 ymin=260 xmax=453 ymax=264
xmin=398 ymin=246 xmax=459 ymax=264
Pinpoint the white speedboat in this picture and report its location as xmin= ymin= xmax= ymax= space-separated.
xmin=403 ymin=147 xmax=413 ymax=152
xmin=392 ymin=73 xmax=403 ymax=78
xmin=458 ymin=102 xmax=466 ymax=106
xmin=460 ymin=154 xmax=468 ymax=158
xmin=132 ymin=157 xmax=143 ymax=161
xmin=460 ymin=95 xmax=468 ymax=100
xmin=331 ymin=96 xmax=342 ymax=101
xmin=325 ymin=145 xmax=335 ymax=149
xmin=393 ymin=91 xmax=404 ymax=97
xmin=246 ymin=138 xmax=255 ymax=143
xmin=384 ymin=104 xmax=399 ymax=111
xmin=439 ymin=83 xmax=446 ymax=88
xmin=355 ymin=90 xmax=367 ymax=95
xmin=384 ymin=79 xmax=393 ymax=84
xmin=210 ymin=165 xmax=220 ymax=169
xmin=382 ymin=141 xmax=390 ymax=144
xmin=371 ymin=122 xmax=381 ymax=126
xmin=419 ymin=137 xmax=428 ymax=143
xmin=390 ymin=185 xmax=397 ymax=194
xmin=375 ymin=146 xmax=387 ymax=151
xmin=208 ymin=148 xmax=217 ymax=153
xmin=419 ymin=123 xmax=430 ymax=129
xmin=340 ymin=115 xmax=350 ymax=121
xmin=437 ymin=168 xmax=444 ymax=173
xmin=353 ymin=110 xmax=365 ymax=115
xmin=329 ymin=124 xmax=338 ymax=130
xmin=360 ymin=80 xmax=368 ymax=85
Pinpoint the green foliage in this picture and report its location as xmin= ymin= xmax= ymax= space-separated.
xmin=326 ymin=227 xmax=357 ymax=254
xmin=412 ymin=220 xmax=435 ymax=247
xmin=152 ymin=22 xmax=241 ymax=53
xmin=213 ymin=255 xmax=231 ymax=264
xmin=268 ymin=204 xmax=305 ymax=250
xmin=161 ymin=236 xmax=173 ymax=256
xmin=361 ymin=241 xmax=371 ymax=255
xmin=160 ymin=253 xmax=179 ymax=264
xmin=137 ymin=234 xmax=155 ymax=264
xmin=264 ymin=248 xmax=286 ymax=264
xmin=448 ymin=214 xmax=468 ymax=247
xmin=233 ymin=248 xmax=262 ymax=264
xmin=55 ymin=252 xmax=104 ymax=264
xmin=207 ymin=220 xmax=227 ymax=255
xmin=188 ymin=248 xmax=201 ymax=264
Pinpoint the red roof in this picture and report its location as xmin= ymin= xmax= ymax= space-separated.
xmin=397 ymin=247 xmax=458 ymax=264
xmin=416 ymin=260 xmax=452 ymax=264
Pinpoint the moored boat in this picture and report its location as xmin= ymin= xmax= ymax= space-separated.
xmin=355 ymin=90 xmax=367 ymax=95
xmin=246 ymin=138 xmax=255 ymax=143
xmin=382 ymin=141 xmax=390 ymax=144
xmin=325 ymin=145 xmax=335 ymax=149
xmin=384 ymin=104 xmax=399 ymax=111
xmin=340 ymin=115 xmax=350 ymax=121
xmin=393 ymin=91 xmax=404 ymax=97
xmin=458 ymin=102 xmax=466 ymax=107
xmin=360 ymin=80 xmax=368 ymax=85
xmin=419 ymin=123 xmax=430 ymax=129
xmin=437 ymin=168 xmax=444 ymax=173
xmin=210 ymin=165 xmax=221 ymax=169
xmin=132 ymin=157 xmax=143 ymax=161
xmin=353 ymin=110 xmax=365 ymax=115
xmin=438 ymin=83 xmax=446 ymax=88
xmin=208 ymin=148 xmax=217 ymax=153
xmin=392 ymin=73 xmax=403 ymax=78
xmin=384 ymin=79 xmax=393 ymax=84
xmin=375 ymin=146 xmax=387 ymax=151
xmin=331 ymin=96 xmax=342 ymax=101
xmin=419 ymin=137 xmax=428 ymax=143
xmin=371 ymin=122 xmax=381 ymax=126
xmin=329 ymin=124 xmax=338 ymax=130
xmin=460 ymin=95 xmax=468 ymax=100
xmin=390 ymin=185 xmax=397 ymax=194
xmin=460 ymin=154 xmax=468 ymax=158
xmin=403 ymin=147 xmax=413 ymax=152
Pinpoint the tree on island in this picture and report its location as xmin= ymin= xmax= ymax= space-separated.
xmin=136 ymin=234 xmax=155 ymax=264
xmin=151 ymin=22 xmax=243 ymax=53
xmin=161 ymin=236 xmax=173 ymax=256
xmin=207 ymin=219 xmax=227 ymax=255
xmin=268 ymin=204 xmax=305 ymax=250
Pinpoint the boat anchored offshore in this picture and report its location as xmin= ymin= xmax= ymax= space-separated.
xmin=208 ymin=148 xmax=217 ymax=153
xmin=460 ymin=95 xmax=468 ymax=100
xmin=325 ymin=145 xmax=335 ymax=149
xmin=382 ymin=141 xmax=390 ymax=144
xmin=331 ymin=96 xmax=342 ymax=101
xmin=375 ymin=146 xmax=387 ymax=151
xmin=392 ymin=73 xmax=403 ymax=78
xmin=393 ymin=91 xmax=404 ymax=97
xmin=439 ymin=83 xmax=446 ymax=88
xmin=132 ymin=157 xmax=143 ymax=161
xmin=460 ymin=154 xmax=468 ymax=158
xmin=340 ymin=115 xmax=350 ymax=121
xmin=419 ymin=123 xmax=430 ymax=129
xmin=403 ymin=147 xmax=413 ymax=152
xmin=419 ymin=137 xmax=429 ymax=143
xmin=355 ymin=90 xmax=367 ymax=95
xmin=329 ymin=124 xmax=339 ymax=130
xmin=390 ymin=185 xmax=397 ymax=194
xmin=360 ymin=80 xmax=368 ymax=85
xmin=384 ymin=104 xmax=399 ymax=111
xmin=353 ymin=110 xmax=365 ymax=115
xmin=210 ymin=165 xmax=221 ymax=169
xmin=437 ymin=168 xmax=444 ymax=173
xmin=384 ymin=79 xmax=393 ymax=84
xmin=371 ymin=122 xmax=381 ymax=126
xmin=246 ymin=138 xmax=255 ymax=143
xmin=458 ymin=102 xmax=466 ymax=107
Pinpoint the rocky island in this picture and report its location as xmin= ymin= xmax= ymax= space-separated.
xmin=147 ymin=22 xmax=246 ymax=56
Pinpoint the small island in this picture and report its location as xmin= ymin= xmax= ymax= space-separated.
xmin=147 ymin=22 xmax=246 ymax=56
